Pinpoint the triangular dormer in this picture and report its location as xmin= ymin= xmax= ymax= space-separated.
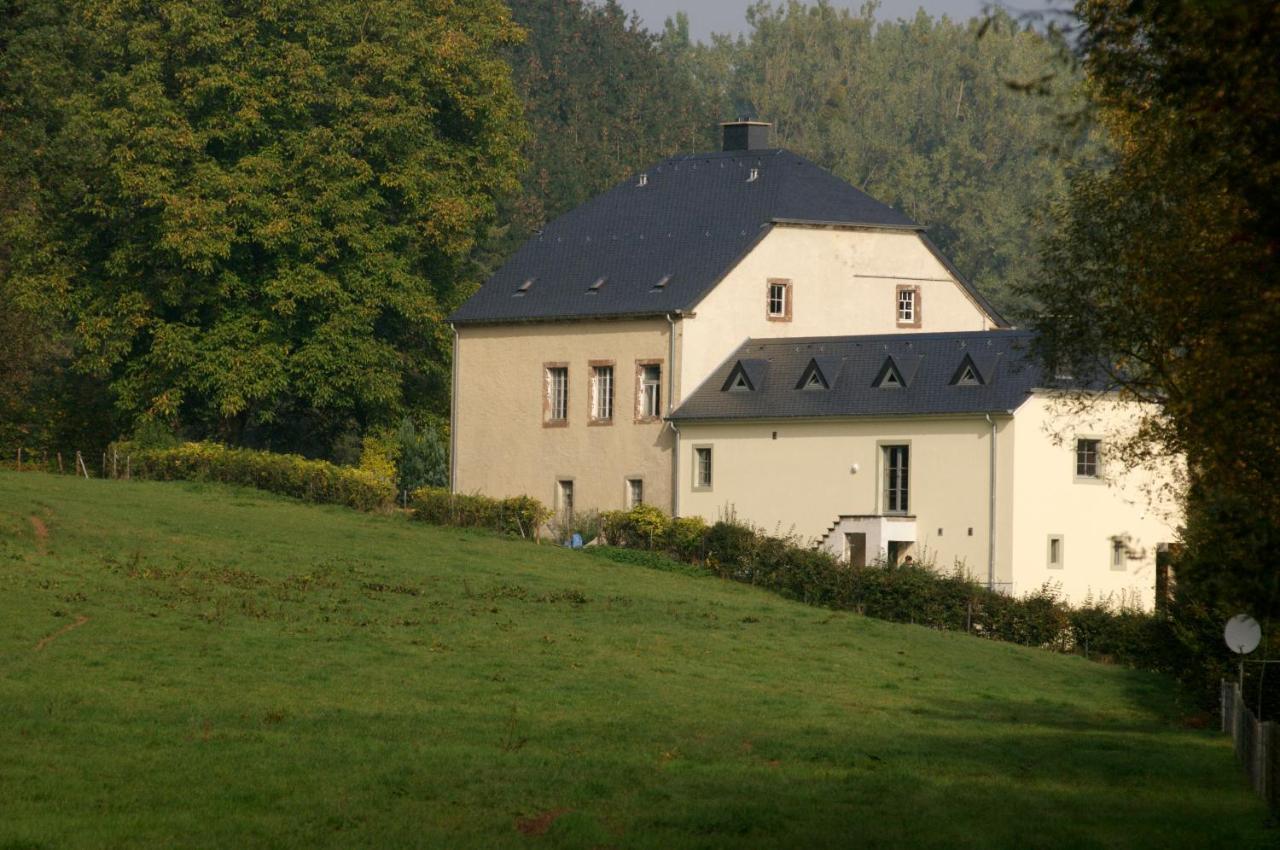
xmin=873 ymin=358 xmax=906 ymax=389
xmin=722 ymin=361 xmax=756 ymax=392
xmin=795 ymin=358 xmax=830 ymax=391
xmin=952 ymin=354 xmax=984 ymax=387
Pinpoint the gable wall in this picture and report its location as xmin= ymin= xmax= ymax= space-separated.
xmin=679 ymin=226 xmax=998 ymax=397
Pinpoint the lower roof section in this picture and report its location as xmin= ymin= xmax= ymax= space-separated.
xmin=669 ymin=331 xmax=1047 ymax=421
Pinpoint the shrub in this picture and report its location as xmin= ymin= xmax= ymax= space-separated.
xmin=703 ymin=519 xmax=758 ymax=578
xmin=549 ymin=509 xmax=603 ymax=546
xmin=396 ymin=417 xmax=447 ymax=494
xmin=411 ymin=487 xmax=550 ymax=539
xmin=599 ymin=504 xmax=670 ymax=549
xmin=663 ymin=515 xmax=709 ymax=562
xmin=115 ymin=441 xmax=394 ymax=511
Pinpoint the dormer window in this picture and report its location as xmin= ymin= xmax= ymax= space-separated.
xmin=722 ymin=360 xmax=759 ymax=393
xmin=795 ymin=359 xmax=831 ymax=391
xmin=767 ymin=279 xmax=792 ymax=322
xmin=874 ymin=359 xmax=906 ymax=389
xmin=951 ymin=354 xmax=985 ymax=387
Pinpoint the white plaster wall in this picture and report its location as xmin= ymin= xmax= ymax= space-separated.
xmin=1009 ymin=393 xmax=1184 ymax=610
xmin=677 ymin=416 xmax=1016 ymax=583
xmin=680 ymin=225 xmax=1000 ymax=397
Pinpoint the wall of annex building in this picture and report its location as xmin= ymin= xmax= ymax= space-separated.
xmin=675 ymin=416 xmax=1016 ymax=583
xmin=1008 ymin=393 xmax=1184 ymax=611
xmin=454 ymin=319 xmax=675 ymax=514
xmin=679 ymin=226 xmax=999 ymax=398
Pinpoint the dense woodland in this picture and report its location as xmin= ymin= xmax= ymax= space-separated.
xmin=1 ymin=1 xmax=1276 ymax=644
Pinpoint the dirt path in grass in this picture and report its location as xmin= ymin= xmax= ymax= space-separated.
xmin=29 ymin=515 xmax=48 ymax=553
xmin=34 ymin=615 xmax=89 ymax=652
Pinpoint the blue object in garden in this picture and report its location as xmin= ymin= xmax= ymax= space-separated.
xmin=571 ymin=533 xmax=584 ymax=549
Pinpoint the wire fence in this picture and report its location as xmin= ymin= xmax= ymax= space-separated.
xmin=1222 ymin=678 xmax=1280 ymax=811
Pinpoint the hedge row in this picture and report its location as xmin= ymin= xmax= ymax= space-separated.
xmin=113 ymin=441 xmax=395 ymax=511
xmin=410 ymin=487 xmax=550 ymax=539
xmin=597 ymin=505 xmax=1175 ymax=667
xmin=402 ymin=495 xmax=1177 ymax=671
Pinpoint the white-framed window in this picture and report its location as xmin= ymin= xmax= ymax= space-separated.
xmin=546 ymin=366 xmax=568 ymax=422
xmin=627 ymin=478 xmax=644 ymax=508
xmin=1047 ymin=535 xmax=1064 ymax=569
xmin=591 ymin=365 xmax=614 ymax=421
xmin=897 ymin=287 xmax=916 ymax=323
xmin=1111 ymin=538 xmax=1127 ymax=571
xmin=639 ymin=364 xmax=662 ymax=419
xmin=557 ymin=479 xmax=574 ymax=517
xmin=694 ymin=446 xmax=713 ymax=489
xmin=883 ymin=444 xmax=909 ymax=513
xmin=1076 ymin=438 xmax=1101 ymax=478
xmin=767 ymin=280 xmax=791 ymax=319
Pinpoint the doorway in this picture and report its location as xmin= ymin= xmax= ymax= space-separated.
xmin=844 ymin=532 xmax=867 ymax=567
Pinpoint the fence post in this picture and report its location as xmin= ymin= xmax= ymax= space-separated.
xmin=57 ymin=452 xmax=64 ymax=474
xmin=17 ymin=447 xmax=22 ymax=471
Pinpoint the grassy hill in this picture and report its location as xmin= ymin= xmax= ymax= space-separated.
xmin=0 ymin=471 xmax=1269 ymax=849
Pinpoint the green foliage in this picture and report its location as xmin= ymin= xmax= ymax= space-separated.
xmin=2 ymin=469 xmax=1268 ymax=847
xmin=116 ymin=441 xmax=393 ymax=511
xmin=394 ymin=418 xmax=448 ymax=495
xmin=549 ymin=509 xmax=604 ymax=545
xmin=357 ymin=429 xmax=399 ymax=488
xmin=472 ymin=0 xmax=718 ymax=272
xmin=600 ymin=504 xmax=672 ymax=549
xmin=130 ymin=420 xmax=181 ymax=451
xmin=0 ymin=0 xmax=526 ymax=451
xmin=411 ymin=487 xmax=549 ymax=539
xmin=1024 ymin=1 xmax=1280 ymax=618
xmin=663 ymin=515 xmax=710 ymax=562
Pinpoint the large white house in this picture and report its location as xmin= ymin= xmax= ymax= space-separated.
xmin=448 ymin=120 xmax=1180 ymax=609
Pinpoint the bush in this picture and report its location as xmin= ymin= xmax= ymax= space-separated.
xmin=411 ymin=487 xmax=550 ymax=539
xmin=663 ymin=515 xmax=709 ymax=562
xmin=703 ymin=519 xmax=758 ymax=578
xmin=395 ymin=417 xmax=448 ymax=494
xmin=599 ymin=504 xmax=670 ymax=549
xmin=115 ymin=441 xmax=394 ymax=511
xmin=549 ymin=509 xmax=603 ymax=546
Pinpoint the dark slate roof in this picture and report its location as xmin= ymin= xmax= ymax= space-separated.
xmin=670 ymin=331 xmax=1051 ymax=421
xmin=450 ymin=148 xmax=993 ymax=325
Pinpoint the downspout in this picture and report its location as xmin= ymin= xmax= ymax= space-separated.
xmin=666 ymin=312 xmax=680 ymax=516
xmin=449 ymin=323 xmax=459 ymax=494
xmin=985 ymin=413 xmax=996 ymax=591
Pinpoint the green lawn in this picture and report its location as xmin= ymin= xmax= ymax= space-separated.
xmin=0 ymin=471 xmax=1269 ymax=849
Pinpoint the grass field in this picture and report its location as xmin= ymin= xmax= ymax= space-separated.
xmin=0 ymin=470 xmax=1270 ymax=849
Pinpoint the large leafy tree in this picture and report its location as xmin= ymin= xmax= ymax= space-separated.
xmin=692 ymin=1 xmax=1083 ymax=319
xmin=1 ymin=0 xmax=525 ymax=454
xmin=472 ymin=0 xmax=720 ymax=273
xmin=1024 ymin=1 xmax=1280 ymax=614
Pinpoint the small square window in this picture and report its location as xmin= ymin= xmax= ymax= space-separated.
xmin=694 ymin=447 xmax=713 ymax=489
xmin=1111 ymin=538 xmax=1127 ymax=571
xmin=1076 ymin=438 xmax=1101 ymax=478
xmin=896 ymin=286 xmax=919 ymax=325
xmin=766 ymin=280 xmax=792 ymax=321
xmin=1047 ymin=535 xmax=1064 ymax=569
xmin=627 ymin=478 xmax=644 ymax=508
xmin=557 ymin=480 xmax=574 ymax=517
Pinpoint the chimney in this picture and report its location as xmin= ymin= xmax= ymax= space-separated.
xmin=721 ymin=118 xmax=772 ymax=152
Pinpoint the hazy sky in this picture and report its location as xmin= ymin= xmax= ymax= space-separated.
xmin=619 ymin=1 xmax=1017 ymax=41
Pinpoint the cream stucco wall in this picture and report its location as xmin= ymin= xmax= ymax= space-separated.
xmin=679 ymin=225 xmax=1000 ymax=397
xmin=676 ymin=416 xmax=1016 ymax=584
xmin=1009 ymin=393 xmax=1183 ymax=610
xmin=454 ymin=320 xmax=675 ymax=514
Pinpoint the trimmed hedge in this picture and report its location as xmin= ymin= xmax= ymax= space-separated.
xmin=113 ymin=441 xmax=395 ymax=511
xmin=411 ymin=487 xmax=550 ymax=539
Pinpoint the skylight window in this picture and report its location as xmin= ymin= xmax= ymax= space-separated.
xmin=957 ymin=365 xmax=980 ymax=386
xmin=880 ymin=371 xmax=902 ymax=389
xmin=652 ymin=274 xmax=671 ymax=292
xmin=514 ymin=278 xmax=535 ymax=297
xmin=587 ymin=277 xmax=606 ymax=294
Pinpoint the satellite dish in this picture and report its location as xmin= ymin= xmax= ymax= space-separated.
xmin=1225 ymin=614 xmax=1262 ymax=655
